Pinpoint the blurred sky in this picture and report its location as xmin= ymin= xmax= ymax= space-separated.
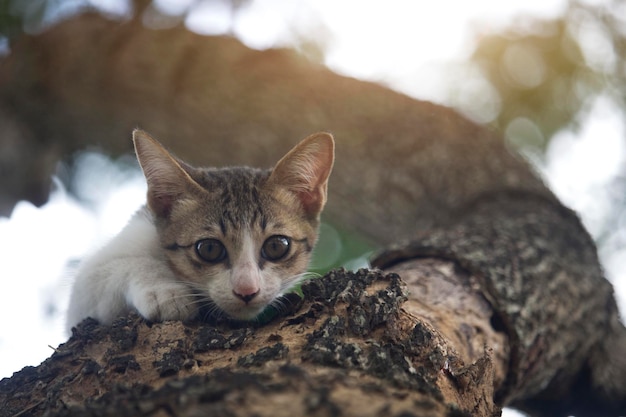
xmin=0 ymin=4 xmax=624 ymax=417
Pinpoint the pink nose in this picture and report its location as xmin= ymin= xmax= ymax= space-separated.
xmin=233 ymin=289 xmax=259 ymax=304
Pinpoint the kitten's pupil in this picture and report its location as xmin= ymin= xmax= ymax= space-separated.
xmin=195 ymin=239 xmax=227 ymax=263
xmin=261 ymin=235 xmax=291 ymax=261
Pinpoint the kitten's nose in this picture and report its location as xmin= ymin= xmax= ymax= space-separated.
xmin=233 ymin=289 xmax=259 ymax=304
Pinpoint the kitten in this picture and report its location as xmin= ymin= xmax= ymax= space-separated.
xmin=66 ymin=130 xmax=334 ymax=331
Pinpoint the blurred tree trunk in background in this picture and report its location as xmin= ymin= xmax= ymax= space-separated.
xmin=0 ymin=10 xmax=625 ymax=417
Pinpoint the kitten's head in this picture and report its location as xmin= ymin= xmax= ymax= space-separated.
xmin=133 ymin=130 xmax=334 ymax=321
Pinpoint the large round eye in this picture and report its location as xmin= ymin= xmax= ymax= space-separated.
xmin=195 ymin=239 xmax=227 ymax=263
xmin=261 ymin=235 xmax=291 ymax=261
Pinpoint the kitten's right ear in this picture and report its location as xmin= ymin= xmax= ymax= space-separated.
xmin=268 ymin=132 xmax=335 ymax=219
xmin=133 ymin=129 xmax=204 ymax=218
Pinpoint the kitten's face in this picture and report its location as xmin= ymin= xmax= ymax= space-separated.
xmin=133 ymin=130 xmax=334 ymax=321
xmin=159 ymin=167 xmax=318 ymax=319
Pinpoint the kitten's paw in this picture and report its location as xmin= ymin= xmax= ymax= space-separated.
xmin=132 ymin=283 xmax=198 ymax=322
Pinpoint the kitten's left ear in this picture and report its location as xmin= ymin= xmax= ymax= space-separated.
xmin=133 ymin=129 xmax=205 ymax=218
xmin=268 ymin=132 xmax=335 ymax=218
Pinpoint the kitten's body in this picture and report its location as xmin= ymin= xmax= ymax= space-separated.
xmin=66 ymin=130 xmax=334 ymax=331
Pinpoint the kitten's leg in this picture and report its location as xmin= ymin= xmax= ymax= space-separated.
xmin=125 ymin=258 xmax=198 ymax=322
xmin=67 ymin=261 xmax=129 ymax=330
xmin=67 ymin=257 xmax=198 ymax=331
xmin=66 ymin=209 xmax=199 ymax=331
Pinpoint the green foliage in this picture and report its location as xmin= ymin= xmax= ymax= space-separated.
xmin=0 ymin=0 xmax=89 ymax=39
xmin=310 ymin=222 xmax=375 ymax=275
xmin=470 ymin=1 xmax=626 ymax=152
xmin=473 ymin=20 xmax=587 ymax=148
xmin=0 ymin=0 xmax=25 ymax=40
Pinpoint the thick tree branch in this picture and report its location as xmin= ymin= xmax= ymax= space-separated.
xmin=373 ymin=194 xmax=626 ymax=415
xmin=0 ymin=269 xmax=502 ymax=417
xmin=0 ymin=12 xmax=551 ymax=246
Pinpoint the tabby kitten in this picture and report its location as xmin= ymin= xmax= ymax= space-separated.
xmin=66 ymin=130 xmax=334 ymax=331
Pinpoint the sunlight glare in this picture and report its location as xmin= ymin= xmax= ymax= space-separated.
xmin=543 ymin=96 xmax=626 ymax=318
xmin=0 ymin=186 xmax=92 ymax=377
xmin=0 ymin=154 xmax=146 ymax=378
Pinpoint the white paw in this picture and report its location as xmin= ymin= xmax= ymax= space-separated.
xmin=131 ymin=282 xmax=198 ymax=322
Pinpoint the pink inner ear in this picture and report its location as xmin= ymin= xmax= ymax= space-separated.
xmin=284 ymin=159 xmax=330 ymax=218
xmin=145 ymin=170 xmax=186 ymax=218
xmin=269 ymin=134 xmax=334 ymax=218
xmin=134 ymin=130 xmax=207 ymax=219
xmin=149 ymin=193 xmax=175 ymax=218
xmin=274 ymin=163 xmax=316 ymax=214
xmin=297 ymin=189 xmax=320 ymax=213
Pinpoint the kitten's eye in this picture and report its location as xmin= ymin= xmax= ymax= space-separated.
xmin=261 ymin=235 xmax=291 ymax=261
xmin=195 ymin=239 xmax=227 ymax=263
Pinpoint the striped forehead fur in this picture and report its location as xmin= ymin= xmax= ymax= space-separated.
xmin=189 ymin=166 xmax=272 ymax=231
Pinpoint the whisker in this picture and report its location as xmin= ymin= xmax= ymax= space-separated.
xmin=201 ymin=306 xmax=221 ymax=322
xmin=197 ymin=298 xmax=227 ymax=323
xmin=271 ymin=297 xmax=287 ymax=312
xmin=165 ymin=270 xmax=320 ymax=324
xmin=156 ymin=283 xmax=226 ymax=321
xmin=279 ymin=271 xmax=318 ymax=294
xmin=269 ymin=293 xmax=299 ymax=317
xmin=303 ymin=271 xmax=322 ymax=279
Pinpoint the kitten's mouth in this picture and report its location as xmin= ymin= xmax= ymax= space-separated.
xmin=197 ymin=292 xmax=302 ymax=325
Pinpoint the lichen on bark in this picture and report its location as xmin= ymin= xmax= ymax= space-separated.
xmin=0 ymin=269 xmax=501 ymax=417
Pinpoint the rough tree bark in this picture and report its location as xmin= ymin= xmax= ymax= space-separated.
xmin=0 ymin=11 xmax=625 ymax=417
